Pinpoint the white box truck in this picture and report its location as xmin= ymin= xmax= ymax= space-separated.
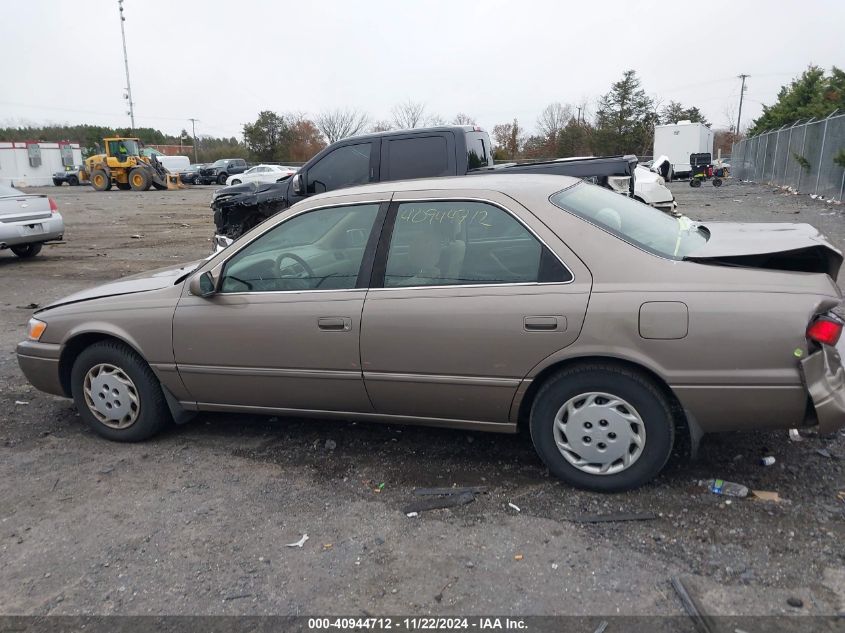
xmin=653 ymin=121 xmax=714 ymax=180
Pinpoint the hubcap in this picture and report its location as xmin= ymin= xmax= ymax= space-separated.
xmin=83 ymin=363 xmax=140 ymax=429
xmin=553 ymin=392 xmax=646 ymax=475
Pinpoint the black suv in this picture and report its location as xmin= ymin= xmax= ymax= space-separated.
xmin=197 ymin=158 xmax=248 ymax=185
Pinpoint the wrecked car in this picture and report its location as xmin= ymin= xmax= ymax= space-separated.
xmin=210 ymin=125 xmax=638 ymax=248
xmin=17 ymin=174 xmax=845 ymax=491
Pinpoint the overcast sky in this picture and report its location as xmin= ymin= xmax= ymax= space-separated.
xmin=2 ymin=0 xmax=843 ymax=140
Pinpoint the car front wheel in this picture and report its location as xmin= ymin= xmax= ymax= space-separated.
xmin=71 ymin=341 xmax=171 ymax=442
xmin=529 ymin=363 xmax=674 ymax=492
xmin=217 ymin=173 xmax=228 ymax=185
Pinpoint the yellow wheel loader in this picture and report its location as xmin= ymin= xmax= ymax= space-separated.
xmin=80 ymin=138 xmax=182 ymax=191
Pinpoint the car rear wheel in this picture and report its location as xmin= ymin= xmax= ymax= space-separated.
xmin=529 ymin=363 xmax=674 ymax=491
xmin=71 ymin=341 xmax=172 ymax=442
xmin=68 ymin=176 xmax=79 ymax=186
xmin=217 ymin=173 xmax=228 ymax=185
xmin=52 ymin=179 xmax=63 ymax=187
xmin=11 ymin=243 xmax=43 ymax=258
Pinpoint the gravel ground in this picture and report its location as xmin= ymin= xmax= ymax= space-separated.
xmin=1 ymin=180 xmax=843 ymax=617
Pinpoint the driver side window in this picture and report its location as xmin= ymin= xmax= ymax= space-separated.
xmin=220 ymin=204 xmax=380 ymax=293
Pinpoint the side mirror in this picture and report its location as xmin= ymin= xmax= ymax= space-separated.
xmin=292 ymin=173 xmax=304 ymax=195
xmin=189 ymin=270 xmax=219 ymax=297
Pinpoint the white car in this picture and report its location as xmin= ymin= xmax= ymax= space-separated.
xmin=0 ymin=185 xmax=64 ymax=258
xmin=634 ymin=165 xmax=676 ymax=214
xmin=226 ymin=165 xmax=296 ymax=186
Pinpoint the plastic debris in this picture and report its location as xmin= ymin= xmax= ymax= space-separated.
xmin=508 ymin=502 xmax=521 ymax=512
xmin=708 ymin=479 xmax=748 ymax=498
xmin=788 ymin=429 xmax=804 ymax=442
xmin=130 ymin=234 xmax=144 ymax=239
xmin=285 ymin=534 xmax=309 ymax=548
xmin=761 ymin=456 xmax=776 ymax=466
xmin=514 ymin=554 xmax=523 ymax=561
xmin=15 ymin=401 xmax=29 ymax=406
xmin=405 ymin=512 xmax=419 ymax=518
xmin=815 ymin=448 xmax=832 ymax=458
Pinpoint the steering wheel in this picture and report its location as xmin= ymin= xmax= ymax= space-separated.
xmin=275 ymin=252 xmax=315 ymax=279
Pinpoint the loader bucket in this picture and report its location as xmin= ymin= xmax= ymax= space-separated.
xmin=166 ymin=174 xmax=184 ymax=190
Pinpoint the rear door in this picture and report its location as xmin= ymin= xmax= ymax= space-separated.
xmin=359 ymin=189 xmax=592 ymax=425
xmin=380 ymin=133 xmax=456 ymax=181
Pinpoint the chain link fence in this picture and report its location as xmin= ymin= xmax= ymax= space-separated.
xmin=731 ymin=111 xmax=845 ymax=201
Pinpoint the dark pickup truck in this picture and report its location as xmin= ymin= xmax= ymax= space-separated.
xmin=198 ymin=158 xmax=248 ymax=185
xmin=211 ymin=126 xmax=636 ymax=245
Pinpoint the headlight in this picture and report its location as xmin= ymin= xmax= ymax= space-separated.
xmin=27 ymin=318 xmax=47 ymax=341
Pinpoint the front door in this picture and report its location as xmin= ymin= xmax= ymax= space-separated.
xmin=360 ymin=193 xmax=592 ymax=425
xmin=173 ymin=201 xmax=385 ymax=413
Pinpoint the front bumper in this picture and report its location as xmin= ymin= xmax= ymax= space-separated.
xmin=0 ymin=214 xmax=64 ymax=248
xmin=17 ymin=340 xmax=66 ymax=397
xmin=801 ymin=336 xmax=845 ymax=433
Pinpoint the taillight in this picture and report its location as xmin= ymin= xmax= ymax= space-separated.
xmin=48 ymin=197 xmax=58 ymax=213
xmin=807 ymin=316 xmax=843 ymax=346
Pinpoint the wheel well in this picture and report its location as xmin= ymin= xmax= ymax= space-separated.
xmin=58 ymin=333 xmax=135 ymax=396
xmin=517 ymin=356 xmax=690 ymax=444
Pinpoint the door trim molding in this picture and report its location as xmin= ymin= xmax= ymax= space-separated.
xmin=176 ymin=364 xmax=362 ymax=380
xmin=363 ymin=371 xmax=521 ymax=388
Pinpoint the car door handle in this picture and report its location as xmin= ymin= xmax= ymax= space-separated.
xmin=524 ymin=316 xmax=565 ymax=331
xmin=318 ymin=317 xmax=351 ymax=331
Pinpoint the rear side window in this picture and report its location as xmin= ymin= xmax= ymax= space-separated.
xmin=466 ymin=133 xmax=490 ymax=169
xmin=384 ymin=136 xmax=450 ymax=180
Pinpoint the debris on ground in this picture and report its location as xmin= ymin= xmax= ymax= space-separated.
xmin=16 ymin=303 xmax=39 ymax=309
xmin=569 ymin=512 xmax=657 ymax=524
xmin=373 ymin=482 xmax=385 ymax=493
xmin=14 ymin=401 xmax=29 ymax=406
xmin=592 ymin=621 xmax=608 ymax=633
xmin=508 ymin=502 xmax=521 ymax=512
xmin=760 ymin=456 xmax=776 ymax=466
xmin=815 ymin=448 xmax=832 ymax=458
xmin=670 ymin=576 xmax=714 ymax=633
xmin=787 ymin=596 xmax=804 ymax=608
xmin=324 ymin=439 xmax=337 ymax=451
xmin=285 ymin=534 xmax=309 ymax=548
xmin=413 ymin=486 xmax=487 ymax=496
xmin=514 ymin=554 xmax=523 ymax=561
xmin=402 ymin=492 xmax=475 ymax=514
xmin=788 ymin=429 xmax=804 ymax=442
xmin=405 ymin=512 xmax=419 ymax=518
xmin=708 ymin=479 xmax=749 ymax=498
xmin=130 ymin=234 xmax=144 ymax=239
xmin=752 ymin=490 xmax=783 ymax=503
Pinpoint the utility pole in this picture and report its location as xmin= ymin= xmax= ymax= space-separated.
xmin=188 ymin=118 xmax=199 ymax=163
xmin=118 ymin=0 xmax=135 ymax=129
xmin=736 ymin=74 xmax=749 ymax=138
xmin=576 ymin=106 xmax=582 ymax=124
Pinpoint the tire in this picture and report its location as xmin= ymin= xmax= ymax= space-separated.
xmin=68 ymin=176 xmax=79 ymax=186
xmin=11 ymin=243 xmax=43 ymax=258
xmin=529 ymin=363 xmax=675 ymax=492
xmin=129 ymin=167 xmax=152 ymax=191
xmin=690 ymin=178 xmax=701 ymax=188
xmin=230 ymin=179 xmax=241 ymax=185
xmin=70 ymin=340 xmax=172 ymax=442
xmin=712 ymin=178 xmax=723 ymax=187
xmin=217 ymin=173 xmax=228 ymax=185
xmin=91 ymin=169 xmax=111 ymax=191
xmin=116 ymin=182 xmax=131 ymax=191
xmin=52 ymin=179 xmax=63 ymax=187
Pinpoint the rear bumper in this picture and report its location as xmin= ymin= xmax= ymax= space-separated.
xmin=17 ymin=340 xmax=66 ymax=397
xmin=0 ymin=214 xmax=64 ymax=248
xmin=800 ymin=338 xmax=845 ymax=433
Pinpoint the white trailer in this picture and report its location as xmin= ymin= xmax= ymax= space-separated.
xmin=653 ymin=121 xmax=714 ymax=179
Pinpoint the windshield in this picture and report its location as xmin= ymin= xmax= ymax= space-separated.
xmin=550 ymin=182 xmax=708 ymax=260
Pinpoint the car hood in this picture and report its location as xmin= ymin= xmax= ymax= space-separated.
xmin=686 ymin=222 xmax=843 ymax=279
xmin=39 ymin=261 xmax=202 ymax=311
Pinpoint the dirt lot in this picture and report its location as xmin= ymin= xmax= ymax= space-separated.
xmin=1 ymin=180 xmax=844 ymax=618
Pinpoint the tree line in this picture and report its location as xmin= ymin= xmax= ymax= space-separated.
xmin=1 ymin=66 xmax=840 ymax=164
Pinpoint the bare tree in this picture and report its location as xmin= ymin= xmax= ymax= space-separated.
xmin=492 ymin=119 xmax=524 ymax=159
xmin=427 ymin=114 xmax=446 ymax=126
xmin=370 ymin=120 xmax=393 ymax=133
xmin=452 ymin=113 xmax=476 ymax=125
xmin=391 ymin=100 xmax=427 ymax=129
xmin=536 ymin=102 xmax=573 ymax=143
xmin=315 ymin=108 xmax=370 ymax=144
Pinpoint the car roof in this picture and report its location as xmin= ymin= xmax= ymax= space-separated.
xmin=307 ymin=173 xmax=583 ymax=202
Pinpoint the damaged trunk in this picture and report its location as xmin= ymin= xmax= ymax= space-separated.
xmin=685 ymin=222 xmax=843 ymax=280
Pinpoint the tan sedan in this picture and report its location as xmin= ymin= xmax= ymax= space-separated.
xmin=17 ymin=174 xmax=845 ymax=490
